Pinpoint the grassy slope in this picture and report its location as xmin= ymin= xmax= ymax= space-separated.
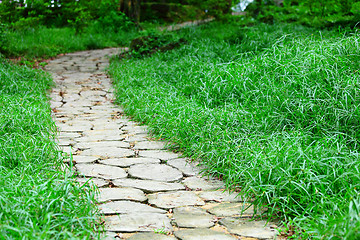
xmin=3 ymin=26 xmax=138 ymax=59
xmin=0 ymin=59 xmax=101 ymax=239
xmin=109 ymin=22 xmax=360 ymax=239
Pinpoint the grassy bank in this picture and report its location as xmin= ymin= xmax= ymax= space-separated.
xmin=109 ymin=22 xmax=360 ymax=239
xmin=1 ymin=25 xmax=139 ymax=59
xmin=0 ymin=58 xmax=101 ymax=239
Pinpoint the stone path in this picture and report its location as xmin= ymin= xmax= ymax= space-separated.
xmin=46 ymin=48 xmax=280 ymax=240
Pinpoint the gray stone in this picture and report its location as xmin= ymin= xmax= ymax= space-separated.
xmin=122 ymin=125 xmax=148 ymax=134
xmin=219 ymin=218 xmax=278 ymax=239
xmin=123 ymin=134 xmax=148 ymax=142
xmin=182 ymin=177 xmax=224 ymax=191
xmin=139 ymin=150 xmax=180 ymax=160
xmin=99 ymin=200 xmax=166 ymax=215
xmin=112 ymin=179 xmax=185 ymax=193
xmin=72 ymin=155 xmax=98 ymax=163
xmin=97 ymin=188 xmax=147 ymax=202
xmin=173 ymin=206 xmax=215 ymax=228
xmin=127 ymin=232 xmax=177 ymax=240
xmin=76 ymin=177 xmax=108 ymax=187
xmin=197 ymin=190 xmax=243 ymax=203
xmin=167 ymin=159 xmax=199 ymax=176
xmin=133 ymin=141 xmax=166 ymax=150
xmin=148 ymin=191 xmax=205 ymax=209
xmin=174 ymin=229 xmax=237 ymax=240
xmin=128 ymin=164 xmax=183 ymax=182
xmin=75 ymin=141 xmax=130 ymax=149
xmin=105 ymin=213 xmax=172 ymax=232
xmin=99 ymin=157 xmax=160 ymax=167
xmin=80 ymin=147 xmax=134 ymax=158
xmin=207 ymin=203 xmax=254 ymax=217
xmin=76 ymin=164 xmax=127 ymax=179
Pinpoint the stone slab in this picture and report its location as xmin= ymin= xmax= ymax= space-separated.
xmin=173 ymin=206 xmax=215 ymax=228
xmin=139 ymin=150 xmax=180 ymax=160
xmin=207 ymin=203 xmax=254 ymax=217
xmin=112 ymin=179 xmax=185 ymax=193
xmin=182 ymin=177 xmax=225 ymax=191
xmin=80 ymin=147 xmax=134 ymax=158
xmin=128 ymin=164 xmax=183 ymax=182
xmin=127 ymin=232 xmax=177 ymax=240
xmin=174 ymin=229 xmax=237 ymax=240
xmin=75 ymin=141 xmax=130 ymax=149
xmin=148 ymin=191 xmax=205 ymax=209
xmin=167 ymin=158 xmax=199 ymax=177
xmin=97 ymin=188 xmax=147 ymax=202
xmin=197 ymin=190 xmax=243 ymax=203
xmin=133 ymin=141 xmax=166 ymax=150
xmin=76 ymin=164 xmax=127 ymax=180
xmin=99 ymin=157 xmax=160 ymax=167
xmin=99 ymin=200 xmax=166 ymax=215
xmin=76 ymin=177 xmax=108 ymax=187
xmin=105 ymin=213 xmax=172 ymax=232
xmin=219 ymin=218 xmax=278 ymax=239
xmin=72 ymin=155 xmax=98 ymax=163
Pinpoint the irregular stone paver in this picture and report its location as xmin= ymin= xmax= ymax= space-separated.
xmin=97 ymin=188 xmax=147 ymax=203
xmin=183 ymin=176 xmax=225 ymax=190
xmin=219 ymin=218 xmax=278 ymax=239
xmin=197 ymin=190 xmax=243 ymax=202
xmin=99 ymin=157 xmax=160 ymax=167
xmin=105 ymin=213 xmax=172 ymax=232
xmin=148 ymin=191 xmax=205 ymax=209
xmin=174 ymin=229 xmax=238 ymax=240
xmin=128 ymin=164 xmax=183 ymax=182
xmin=127 ymin=232 xmax=177 ymax=240
xmin=80 ymin=147 xmax=134 ymax=158
xmin=133 ymin=141 xmax=166 ymax=150
xmin=167 ymin=158 xmax=199 ymax=176
xmin=173 ymin=206 xmax=215 ymax=228
xmin=48 ymin=48 xmax=279 ymax=240
xmin=76 ymin=164 xmax=127 ymax=180
xmin=207 ymin=203 xmax=254 ymax=217
xmin=112 ymin=179 xmax=185 ymax=193
xmin=139 ymin=150 xmax=180 ymax=160
xmin=99 ymin=201 xmax=166 ymax=214
xmin=76 ymin=177 xmax=108 ymax=187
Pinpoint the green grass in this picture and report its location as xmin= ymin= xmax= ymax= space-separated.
xmin=2 ymin=25 xmax=139 ymax=59
xmin=0 ymin=58 xmax=101 ymax=239
xmin=109 ymin=22 xmax=360 ymax=239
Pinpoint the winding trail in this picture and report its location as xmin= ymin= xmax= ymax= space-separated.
xmin=46 ymin=48 xmax=279 ymax=240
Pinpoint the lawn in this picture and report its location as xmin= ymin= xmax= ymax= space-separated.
xmin=109 ymin=22 xmax=360 ymax=239
xmin=0 ymin=58 xmax=101 ymax=239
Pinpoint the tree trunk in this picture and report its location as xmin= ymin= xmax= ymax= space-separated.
xmin=119 ymin=0 xmax=141 ymax=24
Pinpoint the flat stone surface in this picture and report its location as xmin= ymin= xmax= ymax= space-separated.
xmin=127 ymin=232 xmax=177 ymax=240
xmin=80 ymin=147 xmax=134 ymax=158
xmin=76 ymin=164 xmax=127 ymax=180
xmin=133 ymin=141 xmax=166 ymax=150
xmin=128 ymin=164 xmax=183 ymax=182
xmin=182 ymin=177 xmax=225 ymax=191
xmin=76 ymin=178 xmax=108 ymax=187
xmin=105 ymin=213 xmax=172 ymax=232
xmin=148 ymin=191 xmax=205 ymax=209
xmin=207 ymin=203 xmax=254 ymax=217
xmin=99 ymin=157 xmax=160 ymax=167
xmin=173 ymin=206 xmax=215 ymax=228
xmin=99 ymin=200 xmax=166 ymax=215
xmin=139 ymin=150 xmax=180 ymax=160
xmin=112 ymin=179 xmax=185 ymax=193
xmin=174 ymin=229 xmax=237 ymax=240
xmin=97 ymin=188 xmax=147 ymax=202
xmin=167 ymin=158 xmax=199 ymax=176
xmin=197 ymin=190 xmax=243 ymax=203
xmin=75 ymin=141 xmax=130 ymax=149
xmin=71 ymin=155 xmax=98 ymax=163
xmin=219 ymin=218 xmax=278 ymax=239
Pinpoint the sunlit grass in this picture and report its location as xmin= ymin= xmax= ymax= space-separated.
xmin=109 ymin=22 xmax=360 ymax=239
xmin=0 ymin=59 xmax=101 ymax=239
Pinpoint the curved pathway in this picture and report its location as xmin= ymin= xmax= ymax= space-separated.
xmin=46 ymin=49 xmax=279 ymax=240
